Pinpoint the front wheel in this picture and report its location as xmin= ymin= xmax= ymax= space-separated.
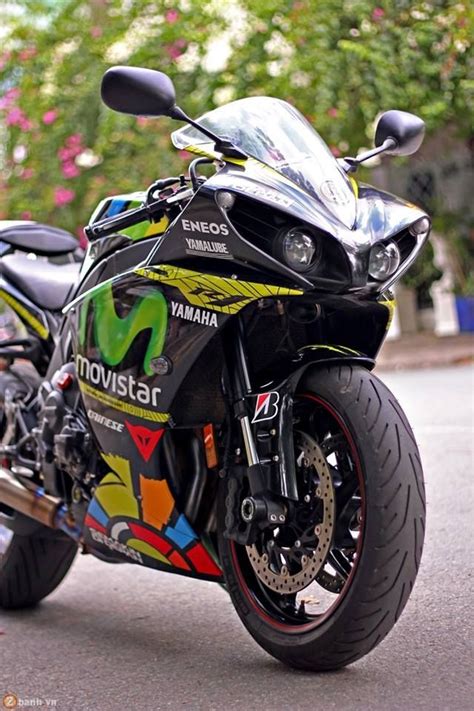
xmin=218 ymin=365 xmax=426 ymax=670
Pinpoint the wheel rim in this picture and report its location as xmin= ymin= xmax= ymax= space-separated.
xmin=230 ymin=393 xmax=366 ymax=632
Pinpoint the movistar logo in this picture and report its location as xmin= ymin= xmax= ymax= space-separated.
xmin=77 ymin=355 xmax=161 ymax=407
xmin=79 ymin=282 xmax=167 ymax=376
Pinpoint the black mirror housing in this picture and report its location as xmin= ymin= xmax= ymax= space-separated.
xmin=375 ymin=110 xmax=425 ymax=156
xmin=101 ymin=66 xmax=176 ymax=117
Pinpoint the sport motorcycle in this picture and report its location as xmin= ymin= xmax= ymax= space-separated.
xmin=0 ymin=67 xmax=429 ymax=670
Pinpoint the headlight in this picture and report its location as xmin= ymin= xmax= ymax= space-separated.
xmin=369 ymin=241 xmax=401 ymax=281
xmin=282 ymin=228 xmax=318 ymax=272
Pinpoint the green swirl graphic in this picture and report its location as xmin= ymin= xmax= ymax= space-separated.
xmin=79 ymin=281 xmax=167 ymax=376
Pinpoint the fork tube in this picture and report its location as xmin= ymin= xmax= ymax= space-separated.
xmin=224 ymin=317 xmax=259 ymax=467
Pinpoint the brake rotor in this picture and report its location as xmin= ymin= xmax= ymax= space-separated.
xmin=246 ymin=431 xmax=335 ymax=594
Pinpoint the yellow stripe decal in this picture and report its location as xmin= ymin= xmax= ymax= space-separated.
xmin=299 ymin=344 xmax=361 ymax=356
xmin=349 ymin=176 xmax=359 ymax=199
xmin=379 ymin=296 xmax=396 ymax=330
xmin=78 ymin=379 xmax=169 ymax=423
xmin=0 ymin=288 xmax=49 ymax=339
xmin=145 ymin=215 xmax=169 ymax=237
xmin=136 ymin=265 xmax=302 ymax=314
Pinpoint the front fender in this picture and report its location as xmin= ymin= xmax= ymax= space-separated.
xmin=249 ymin=348 xmax=374 ymax=502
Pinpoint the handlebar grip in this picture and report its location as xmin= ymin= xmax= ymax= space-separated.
xmin=85 ymin=199 xmax=166 ymax=240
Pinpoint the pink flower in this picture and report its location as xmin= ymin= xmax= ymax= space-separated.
xmin=90 ymin=26 xmax=103 ymax=38
xmin=5 ymin=107 xmax=24 ymax=126
xmin=62 ymin=161 xmax=80 ymax=179
xmin=21 ymin=211 xmax=32 ymax=220
xmin=136 ymin=116 xmax=149 ymax=127
xmin=0 ymin=87 xmax=20 ymax=110
xmin=58 ymin=135 xmax=83 ymax=162
xmin=42 ymin=109 xmax=58 ymax=125
xmin=5 ymin=107 xmax=32 ymax=131
xmin=19 ymin=117 xmax=33 ymax=131
xmin=165 ymin=42 xmax=184 ymax=60
xmin=330 ymin=145 xmax=341 ymax=157
xmin=165 ymin=9 xmax=179 ymax=23
xmin=54 ymin=187 xmax=75 ymax=207
xmin=58 ymin=147 xmax=74 ymax=161
xmin=372 ymin=7 xmax=385 ymax=21
xmin=21 ymin=168 xmax=34 ymax=180
xmin=179 ymin=150 xmax=190 ymax=159
xmin=66 ymin=133 xmax=82 ymax=146
xmin=327 ymin=107 xmax=338 ymax=118
xmin=18 ymin=46 xmax=36 ymax=62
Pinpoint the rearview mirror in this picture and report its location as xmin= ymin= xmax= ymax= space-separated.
xmin=375 ymin=110 xmax=425 ymax=156
xmin=101 ymin=66 xmax=176 ymax=117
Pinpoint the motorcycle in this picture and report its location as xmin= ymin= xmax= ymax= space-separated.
xmin=0 ymin=66 xmax=429 ymax=671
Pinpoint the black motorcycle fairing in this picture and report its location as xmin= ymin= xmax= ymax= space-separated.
xmin=76 ymin=236 xmax=163 ymax=300
xmin=202 ymin=162 xmax=428 ymax=290
xmin=147 ymin=188 xmax=314 ymax=289
xmin=144 ymin=157 xmax=426 ymax=293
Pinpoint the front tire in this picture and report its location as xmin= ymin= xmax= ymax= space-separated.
xmin=218 ymin=365 xmax=426 ymax=670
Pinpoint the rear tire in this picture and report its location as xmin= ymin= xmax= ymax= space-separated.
xmin=218 ymin=365 xmax=426 ymax=670
xmin=0 ymin=523 xmax=77 ymax=609
xmin=0 ymin=365 xmax=77 ymax=610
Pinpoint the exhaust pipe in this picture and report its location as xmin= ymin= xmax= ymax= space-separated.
xmin=0 ymin=467 xmax=81 ymax=542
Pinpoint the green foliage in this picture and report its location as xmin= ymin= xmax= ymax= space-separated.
xmin=402 ymin=241 xmax=442 ymax=306
xmin=432 ymin=211 xmax=474 ymax=295
xmin=0 ymin=0 xmax=471 ymax=236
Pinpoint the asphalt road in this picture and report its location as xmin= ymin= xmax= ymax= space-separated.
xmin=1 ymin=365 xmax=473 ymax=711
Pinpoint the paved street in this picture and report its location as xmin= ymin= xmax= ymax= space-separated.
xmin=1 ymin=365 xmax=473 ymax=711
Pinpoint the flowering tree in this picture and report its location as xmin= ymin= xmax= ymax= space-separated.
xmin=0 ymin=0 xmax=471 ymax=238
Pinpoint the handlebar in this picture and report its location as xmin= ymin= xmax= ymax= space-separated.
xmin=84 ymin=169 xmax=205 ymax=241
xmin=84 ymin=194 xmax=174 ymax=240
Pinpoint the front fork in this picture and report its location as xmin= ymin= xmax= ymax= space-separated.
xmin=222 ymin=317 xmax=298 ymax=543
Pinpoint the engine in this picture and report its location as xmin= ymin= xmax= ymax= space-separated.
xmin=37 ymin=363 xmax=97 ymax=519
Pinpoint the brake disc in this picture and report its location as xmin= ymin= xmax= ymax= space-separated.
xmin=246 ymin=431 xmax=335 ymax=594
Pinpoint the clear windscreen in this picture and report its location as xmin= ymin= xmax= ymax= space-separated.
xmin=172 ymin=97 xmax=356 ymax=226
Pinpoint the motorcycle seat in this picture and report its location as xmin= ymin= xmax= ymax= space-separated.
xmin=0 ymin=254 xmax=80 ymax=311
xmin=0 ymin=221 xmax=78 ymax=257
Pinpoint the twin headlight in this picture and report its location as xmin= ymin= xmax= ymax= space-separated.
xmin=368 ymin=217 xmax=431 ymax=282
xmin=280 ymin=228 xmax=320 ymax=272
xmin=368 ymin=241 xmax=401 ymax=281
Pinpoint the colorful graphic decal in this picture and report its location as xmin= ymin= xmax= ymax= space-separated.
xmin=136 ymin=264 xmax=303 ymax=315
xmin=84 ymin=453 xmax=221 ymax=578
xmin=76 ymin=279 xmax=170 ymax=423
xmin=252 ymin=391 xmax=280 ymax=423
xmin=78 ymin=281 xmax=168 ymax=376
xmin=125 ymin=421 xmax=164 ymax=462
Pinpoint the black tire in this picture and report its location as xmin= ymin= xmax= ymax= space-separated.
xmin=0 ymin=524 xmax=77 ymax=609
xmin=218 ymin=365 xmax=426 ymax=671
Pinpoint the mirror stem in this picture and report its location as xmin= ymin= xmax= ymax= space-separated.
xmin=342 ymin=137 xmax=398 ymax=173
xmin=168 ymin=105 xmax=246 ymax=159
